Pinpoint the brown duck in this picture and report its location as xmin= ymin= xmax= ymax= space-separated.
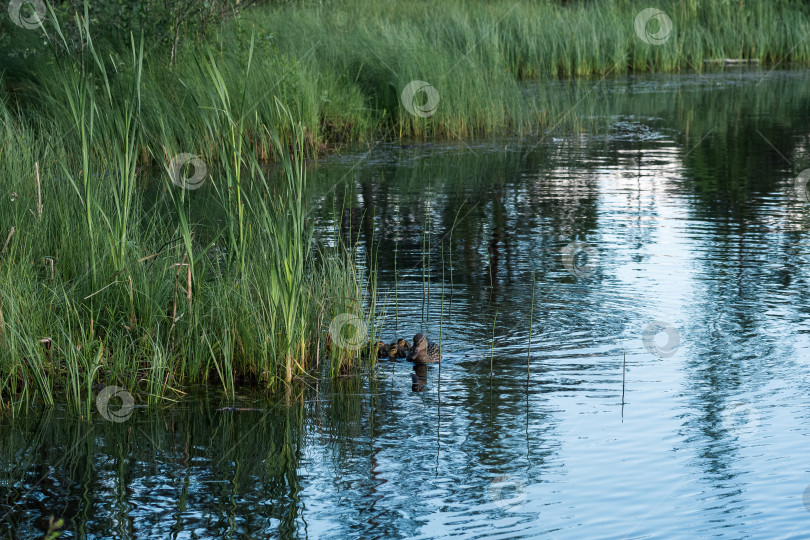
xmin=406 ymin=333 xmax=442 ymax=364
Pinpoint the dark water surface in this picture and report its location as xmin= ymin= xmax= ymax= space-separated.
xmin=5 ymin=70 xmax=810 ymax=538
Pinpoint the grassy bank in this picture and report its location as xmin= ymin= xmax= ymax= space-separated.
xmin=4 ymin=1 xmax=810 ymax=150
xmin=0 ymin=9 xmax=389 ymax=413
xmin=1 ymin=0 xmax=810 ymax=411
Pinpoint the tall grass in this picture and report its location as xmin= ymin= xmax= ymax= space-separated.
xmin=5 ymin=0 xmax=810 ymax=160
xmin=0 ymin=7 xmax=382 ymax=413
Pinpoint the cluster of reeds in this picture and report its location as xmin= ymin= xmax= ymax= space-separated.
xmin=0 ymin=5 xmax=383 ymax=414
xmin=6 ymin=0 xmax=810 ymax=158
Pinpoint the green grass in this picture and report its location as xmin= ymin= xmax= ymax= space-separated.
xmin=5 ymin=1 xmax=810 ymax=154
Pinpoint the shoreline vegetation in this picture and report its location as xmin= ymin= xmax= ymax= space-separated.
xmin=2 ymin=0 xmax=810 ymax=412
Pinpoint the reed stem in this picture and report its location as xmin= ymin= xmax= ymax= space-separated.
xmin=489 ymin=311 xmax=498 ymax=377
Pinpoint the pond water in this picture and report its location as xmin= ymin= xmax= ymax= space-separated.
xmin=4 ymin=69 xmax=810 ymax=538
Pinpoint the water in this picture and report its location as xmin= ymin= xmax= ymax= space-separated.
xmin=4 ymin=69 xmax=810 ymax=538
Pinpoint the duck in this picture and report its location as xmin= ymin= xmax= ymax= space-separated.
xmin=406 ymin=333 xmax=442 ymax=364
xmin=388 ymin=342 xmax=400 ymax=359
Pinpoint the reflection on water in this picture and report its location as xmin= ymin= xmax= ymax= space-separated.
xmin=5 ymin=70 xmax=810 ymax=538
xmin=411 ymin=363 xmax=428 ymax=392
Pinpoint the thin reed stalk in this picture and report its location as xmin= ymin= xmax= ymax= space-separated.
xmin=489 ymin=311 xmax=498 ymax=377
xmin=527 ymin=270 xmax=536 ymax=384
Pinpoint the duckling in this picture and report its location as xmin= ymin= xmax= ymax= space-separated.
xmin=372 ymin=340 xmax=389 ymax=359
xmin=406 ymin=333 xmax=442 ymax=364
xmin=396 ymin=338 xmax=411 ymax=357
xmin=386 ymin=339 xmax=410 ymax=359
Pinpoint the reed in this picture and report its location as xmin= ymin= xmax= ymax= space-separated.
xmin=440 ymin=242 xmax=445 ymax=349
xmin=489 ymin=311 xmax=498 ymax=377
xmin=421 ymin=202 xmax=428 ymax=324
xmin=448 ymin=200 xmax=465 ymax=306
xmin=527 ymin=270 xmax=536 ymax=383
xmin=622 ymin=351 xmax=627 ymax=419
xmin=394 ymin=206 xmax=400 ymax=333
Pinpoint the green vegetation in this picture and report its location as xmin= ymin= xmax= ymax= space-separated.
xmin=2 ymin=0 xmax=810 ymax=411
xmin=0 ymin=5 xmax=387 ymax=414
xmin=5 ymin=1 xmax=810 ymax=150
